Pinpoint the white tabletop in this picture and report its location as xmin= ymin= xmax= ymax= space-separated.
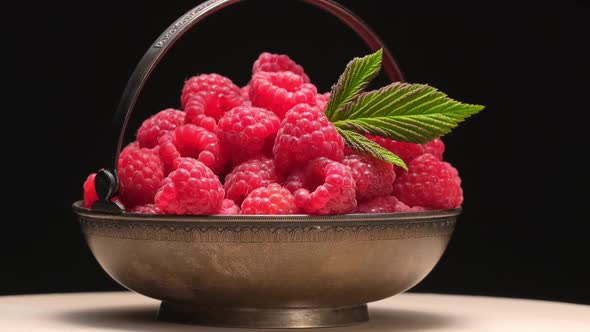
xmin=0 ymin=291 xmax=588 ymax=331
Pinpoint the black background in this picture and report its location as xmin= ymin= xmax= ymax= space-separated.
xmin=4 ymin=1 xmax=589 ymax=305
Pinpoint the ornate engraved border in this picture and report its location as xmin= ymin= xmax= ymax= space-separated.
xmin=79 ymin=218 xmax=456 ymax=243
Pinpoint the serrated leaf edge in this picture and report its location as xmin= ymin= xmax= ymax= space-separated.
xmin=336 ymin=128 xmax=407 ymax=170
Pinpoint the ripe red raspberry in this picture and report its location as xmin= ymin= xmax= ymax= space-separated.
xmin=240 ymin=86 xmax=252 ymax=106
xmin=181 ymin=73 xmax=242 ymax=115
xmin=155 ymin=158 xmax=224 ymax=214
xmin=184 ymin=92 xmax=220 ymax=132
xmin=117 ymin=145 xmax=165 ymax=207
xmin=158 ymin=124 xmax=224 ymax=174
xmin=241 ymin=183 xmax=298 ymax=215
xmin=343 ymin=152 xmax=396 ymax=201
xmin=367 ymin=136 xmax=445 ymax=172
xmin=223 ymin=157 xmax=279 ymax=204
xmin=273 ymin=104 xmax=344 ymax=175
xmin=424 ymin=138 xmax=445 ymax=160
xmin=315 ymin=92 xmax=331 ymax=111
xmin=131 ymin=204 xmax=163 ymax=214
xmin=83 ymin=173 xmax=98 ymax=208
xmin=218 ymin=106 xmax=281 ymax=165
xmin=367 ymin=135 xmax=423 ymax=165
xmin=249 ymin=71 xmax=317 ymax=119
xmin=393 ymin=153 xmax=462 ymax=210
xmin=121 ymin=141 xmax=140 ymax=153
xmin=293 ymin=158 xmax=356 ymax=215
xmin=252 ymin=52 xmax=310 ymax=83
xmin=284 ymin=170 xmax=305 ymax=193
xmin=136 ymin=109 xmax=185 ymax=148
xmin=354 ymin=196 xmax=425 ymax=214
xmin=218 ymin=199 xmax=240 ymax=215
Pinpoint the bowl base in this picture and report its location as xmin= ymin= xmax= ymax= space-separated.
xmin=157 ymin=302 xmax=369 ymax=328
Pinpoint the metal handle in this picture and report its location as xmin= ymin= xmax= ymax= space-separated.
xmin=94 ymin=0 xmax=404 ymax=213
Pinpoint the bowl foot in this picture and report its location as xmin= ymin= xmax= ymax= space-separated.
xmin=157 ymin=302 xmax=369 ymax=328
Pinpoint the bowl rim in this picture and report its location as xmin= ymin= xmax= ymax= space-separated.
xmin=72 ymin=201 xmax=461 ymax=224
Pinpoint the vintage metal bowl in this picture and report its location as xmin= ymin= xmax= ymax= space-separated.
xmin=73 ymin=202 xmax=458 ymax=328
xmin=73 ymin=0 xmax=461 ymax=328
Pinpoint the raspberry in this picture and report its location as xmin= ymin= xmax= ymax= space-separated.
xmin=218 ymin=106 xmax=281 ymax=165
xmin=293 ymin=158 xmax=356 ymax=215
xmin=249 ymin=71 xmax=317 ymax=119
xmin=131 ymin=204 xmax=162 ymax=214
xmin=354 ymin=196 xmax=424 ymax=214
xmin=284 ymin=170 xmax=305 ymax=193
xmin=183 ymin=92 xmax=220 ymax=132
xmin=240 ymin=86 xmax=253 ymax=107
xmin=367 ymin=136 xmax=445 ymax=172
xmin=83 ymin=173 xmax=98 ymax=208
xmin=158 ymin=124 xmax=224 ymax=174
xmin=367 ymin=135 xmax=424 ymax=165
xmin=241 ymin=183 xmax=298 ymax=215
xmin=273 ymin=104 xmax=344 ymax=174
xmin=343 ymin=152 xmax=396 ymax=201
xmin=121 ymin=141 xmax=140 ymax=153
xmin=117 ymin=145 xmax=165 ymax=207
xmin=181 ymin=73 xmax=242 ymax=115
xmin=424 ymin=138 xmax=445 ymax=160
xmin=252 ymin=52 xmax=310 ymax=83
xmin=155 ymin=158 xmax=224 ymax=214
xmin=218 ymin=199 xmax=240 ymax=215
xmin=315 ymin=92 xmax=331 ymax=111
xmin=136 ymin=109 xmax=185 ymax=148
xmin=240 ymin=85 xmax=250 ymax=100
xmin=392 ymin=153 xmax=462 ymax=210
xmin=223 ymin=157 xmax=279 ymax=204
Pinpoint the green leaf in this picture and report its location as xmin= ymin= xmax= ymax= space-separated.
xmin=336 ymin=128 xmax=407 ymax=170
xmin=324 ymin=49 xmax=383 ymax=120
xmin=331 ymin=82 xmax=485 ymax=143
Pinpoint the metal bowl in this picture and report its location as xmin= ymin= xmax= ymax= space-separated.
xmin=74 ymin=1 xmax=460 ymax=327
xmin=73 ymin=201 xmax=459 ymax=328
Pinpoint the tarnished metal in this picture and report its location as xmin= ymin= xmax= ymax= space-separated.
xmin=74 ymin=201 xmax=458 ymax=328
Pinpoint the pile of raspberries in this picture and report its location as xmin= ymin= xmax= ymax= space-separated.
xmin=83 ymin=52 xmax=463 ymax=215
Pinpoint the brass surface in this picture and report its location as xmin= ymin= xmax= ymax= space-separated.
xmin=73 ymin=202 xmax=458 ymax=327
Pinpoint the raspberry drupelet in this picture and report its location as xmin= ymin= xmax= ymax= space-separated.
xmin=424 ymin=138 xmax=445 ymax=160
xmin=315 ymin=92 xmax=331 ymax=111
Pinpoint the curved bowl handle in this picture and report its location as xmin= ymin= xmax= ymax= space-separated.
xmin=94 ymin=0 xmax=404 ymax=213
